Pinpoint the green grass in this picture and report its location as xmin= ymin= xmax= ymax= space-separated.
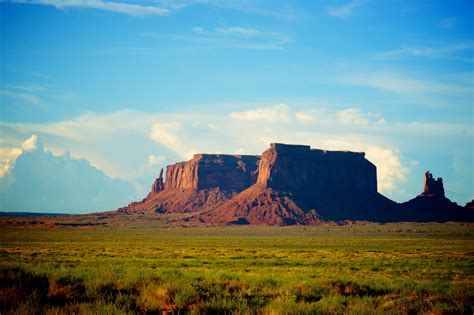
xmin=1 ymin=223 xmax=473 ymax=314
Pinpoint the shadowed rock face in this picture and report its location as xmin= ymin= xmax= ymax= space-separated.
xmin=257 ymin=143 xmax=377 ymax=194
xmin=204 ymin=143 xmax=396 ymax=224
xmin=422 ymin=171 xmax=444 ymax=197
xmin=399 ymin=171 xmax=473 ymax=222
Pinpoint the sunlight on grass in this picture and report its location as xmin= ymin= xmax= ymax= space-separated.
xmin=1 ymin=223 xmax=473 ymax=314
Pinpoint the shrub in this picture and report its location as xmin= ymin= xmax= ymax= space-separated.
xmin=0 ymin=267 xmax=49 ymax=312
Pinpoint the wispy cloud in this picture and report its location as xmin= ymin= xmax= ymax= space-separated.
xmin=148 ymin=154 xmax=165 ymax=166
xmin=230 ymin=104 xmax=292 ymax=123
xmin=12 ymin=0 xmax=170 ymax=16
xmin=216 ymin=26 xmax=261 ymax=36
xmin=326 ymin=0 xmax=364 ymax=18
xmin=335 ymin=71 xmax=471 ymax=96
xmin=381 ymin=42 xmax=474 ymax=62
xmin=0 ymin=84 xmax=77 ymax=110
xmin=185 ymin=0 xmax=298 ymax=19
xmin=143 ymin=26 xmax=290 ymax=50
xmin=10 ymin=0 xmax=298 ymax=18
xmin=192 ymin=26 xmax=265 ymax=37
xmin=0 ymin=90 xmax=42 ymax=105
xmin=230 ymin=104 xmax=387 ymax=128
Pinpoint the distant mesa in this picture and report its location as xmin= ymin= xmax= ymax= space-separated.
xmin=117 ymin=143 xmax=473 ymax=225
xmin=466 ymin=200 xmax=474 ymax=209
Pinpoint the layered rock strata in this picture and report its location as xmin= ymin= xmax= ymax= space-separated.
xmin=119 ymin=154 xmax=260 ymax=214
xmin=118 ymin=143 xmax=473 ymax=224
xmin=202 ymin=143 xmax=396 ymax=224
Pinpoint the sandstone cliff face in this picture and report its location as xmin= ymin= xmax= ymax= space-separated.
xmin=257 ymin=143 xmax=376 ymax=194
xmin=122 ymin=154 xmax=260 ymax=214
xmin=165 ymin=154 xmax=259 ymax=191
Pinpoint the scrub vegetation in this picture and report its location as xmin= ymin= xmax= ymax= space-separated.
xmin=0 ymin=223 xmax=473 ymax=314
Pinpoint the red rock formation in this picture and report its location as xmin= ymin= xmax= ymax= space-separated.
xmin=165 ymin=154 xmax=259 ymax=191
xmin=202 ymin=143 xmax=396 ymax=224
xmin=422 ymin=171 xmax=445 ymax=197
xmin=199 ymin=185 xmax=324 ymax=225
xmin=400 ymin=170 xmax=473 ymax=222
xmin=257 ymin=143 xmax=377 ymax=194
xmin=121 ymin=154 xmax=259 ymax=214
xmin=152 ymin=168 xmax=165 ymax=193
xmin=117 ymin=144 xmax=473 ymax=224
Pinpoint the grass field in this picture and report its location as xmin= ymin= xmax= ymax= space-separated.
xmin=0 ymin=223 xmax=473 ymax=314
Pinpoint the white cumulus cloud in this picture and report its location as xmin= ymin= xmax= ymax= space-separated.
xmin=149 ymin=123 xmax=196 ymax=159
xmin=21 ymin=135 xmax=44 ymax=152
xmin=365 ymin=147 xmax=408 ymax=193
xmin=0 ymin=148 xmax=22 ymax=177
xmin=337 ymin=108 xmax=386 ymax=125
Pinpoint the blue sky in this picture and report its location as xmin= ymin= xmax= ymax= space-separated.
xmin=0 ymin=0 xmax=473 ymax=212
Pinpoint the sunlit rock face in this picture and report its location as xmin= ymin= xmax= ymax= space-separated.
xmin=121 ymin=154 xmax=260 ymax=214
xmin=164 ymin=154 xmax=259 ymax=191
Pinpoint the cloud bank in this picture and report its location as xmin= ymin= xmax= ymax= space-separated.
xmin=0 ymin=135 xmax=137 ymax=213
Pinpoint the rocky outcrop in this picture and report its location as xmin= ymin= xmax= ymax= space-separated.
xmin=199 ymin=185 xmax=325 ymax=225
xmin=119 ymin=154 xmax=260 ymax=214
xmin=152 ymin=168 xmax=165 ymax=194
xmin=399 ymin=171 xmax=473 ymax=222
xmin=422 ymin=171 xmax=444 ymax=197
